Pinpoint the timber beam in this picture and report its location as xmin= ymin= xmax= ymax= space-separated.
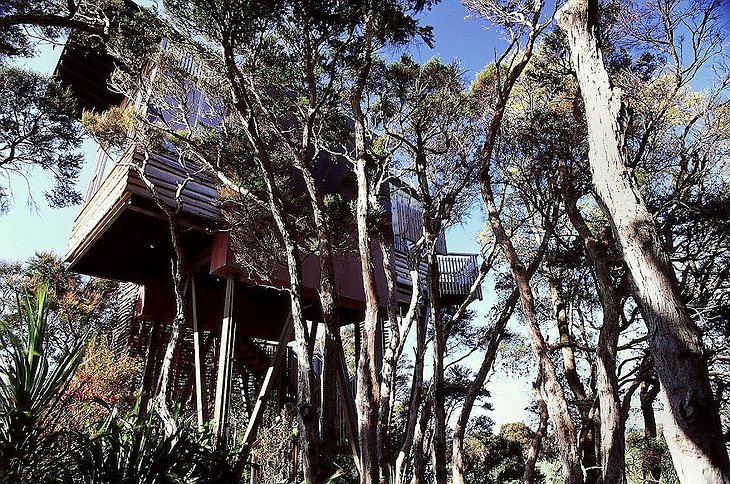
xmin=212 ymin=277 xmax=236 ymax=448
xmin=239 ymin=312 xmax=294 ymax=462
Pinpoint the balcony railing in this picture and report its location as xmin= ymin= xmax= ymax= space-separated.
xmin=392 ymin=247 xmax=482 ymax=300
xmin=437 ymin=253 xmax=482 ymax=299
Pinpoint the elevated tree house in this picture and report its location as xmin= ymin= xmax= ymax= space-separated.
xmin=57 ymin=37 xmax=482 ymax=456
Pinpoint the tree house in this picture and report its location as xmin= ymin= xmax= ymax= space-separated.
xmin=57 ymin=36 xmax=482 ymax=454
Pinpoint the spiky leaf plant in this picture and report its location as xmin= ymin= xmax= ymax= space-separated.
xmin=0 ymin=285 xmax=86 ymax=483
xmin=71 ymin=407 xmax=241 ymax=483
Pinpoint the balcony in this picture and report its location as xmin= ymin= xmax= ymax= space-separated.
xmin=391 ymin=245 xmax=482 ymax=304
xmin=438 ymin=253 xmax=482 ymax=301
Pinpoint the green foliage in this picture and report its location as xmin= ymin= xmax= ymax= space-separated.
xmin=372 ymin=55 xmax=480 ymax=227
xmin=81 ymin=107 xmax=135 ymax=149
xmin=499 ymin=421 xmax=536 ymax=450
xmin=71 ymin=408 xmax=239 ymax=483
xmin=461 ymin=418 xmax=544 ymax=484
xmin=0 ymin=253 xmax=117 ymax=361
xmin=0 ymin=0 xmax=157 ymax=64
xmin=0 ymin=285 xmax=86 ymax=483
xmin=0 ymin=270 xmax=234 ymax=483
xmin=0 ymin=0 xmax=114 ymax=59
xmin=0 ymin=67 xmax=85 ymax=212
xmin=625 ymin=431 xmax=678 ymax=484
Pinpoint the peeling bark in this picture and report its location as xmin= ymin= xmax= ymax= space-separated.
xmin=350 ymin=16 xmax=381 ymax=482
xmin=557 ymin=2 xmax=730 ymax=481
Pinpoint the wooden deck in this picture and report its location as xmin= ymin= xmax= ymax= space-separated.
xmin=437 ymin=253 xmax=482 ymax=299
xmin=65 ymin=149 xmax=133 ymax=265
xmin=65 ymin=147 xmax=222 ymax=270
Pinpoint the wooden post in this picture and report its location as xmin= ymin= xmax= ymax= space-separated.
xmin=336 ymin=342 xmax=360 ymax=470
xmin=180 ymin=333 xmax=212 ymax=409
xmin=306 ymin=319 xmax=319 ymax=361
xmin=239 ymin=312 xmax=294 ymax=461
xmin=191 ymin=277 xmax=207 ymax=430
xmin=213 ymin=277 xmax=236 ymax=448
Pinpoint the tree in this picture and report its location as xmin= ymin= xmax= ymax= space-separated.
xmin=0 ymin=252 xmax=117 ymax=358
xmin=557 ymin=0 xmax=730 ymax=481
xmin=0 ymin=0 xmax=160 ymax=213
xmin=89 ymin=3 xmax=343 ymax=475
xmin=371 ymin=55 xmax=483 ymax=484
xmin=0 ymin=67 xmax=84 ymax=213
xmin=497 ymin=32 xmax=637 ymax=481
xmin=0 ymin=0 xmax=114 ymax=59
xmin=466 ymin=0 xmax=586 ymax=481
xmin=462 ymin=417 xmax=536 ymax=484
xmin=85 ymin=2 xmax=438 ymax=481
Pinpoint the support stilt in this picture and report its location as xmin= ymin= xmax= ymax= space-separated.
xmin=306 ymin=319 xmax=319 ymax=361
xmin=191 ymin=277 xmax=207 ymax=430
xmin=213 ymin=277 xmax=236 ymax=448
xmin=336 ymin=343 xmax=360 ymax=470
xmin=180 ymin=333 xmax=212 ymax=408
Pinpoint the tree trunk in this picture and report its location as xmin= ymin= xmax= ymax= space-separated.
xmin=296 ymin=58 xmax=351 ymax=463
xmin=641 ymin=375 xmax=662 ymax=483
xmin=222 ymin=39 xmax=325 ymax=482
xmin=378 ymin=239 xmax=421 ymax=484
xmin=297 ymin=155 xmax=344 ymax=464
xmin=557 ymin=2 xmax=730 ymax=481
xmin=247 ymin=131 xmax=324 ymax=483
xmin=152 ymin=217 xmax=186 ymax=437
xmin=412 ymin=396 xmax=432 ymax=484
xmin=394 ymin=305 xmax=427 ymax=484
xmin=352 ymin=85 xmax=381 ymax=484
xmin=260 ymin=170 xmax=324 ymax=483
xmin=424 ymin=229 xmax=448 ymax=484
xmin=479 ymin=169 xmax=584 ymax=483
xmin=452 ymin=289 xmax=518 ymax=484
xmin=560 ymin=159 xmax=626 ymax=484
xmin=548 ymin=277 xmax=601 ymax=481
xmin=516 ymin=274 xmax=585 ymax=484
xmin=133 ymin=156 xmax=187 ymax=437
xmin=548 ymin=278 xmax=587 ymax=405
xmin=349 ymin=14 xmax=384 ymax=482
xmin=353 ymin=149 xmax=381 ymax=484
xmin=523 ymin=375 xmax=549 ymax=484
xmin=377 ymin=238 xmax=399 ymax=484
